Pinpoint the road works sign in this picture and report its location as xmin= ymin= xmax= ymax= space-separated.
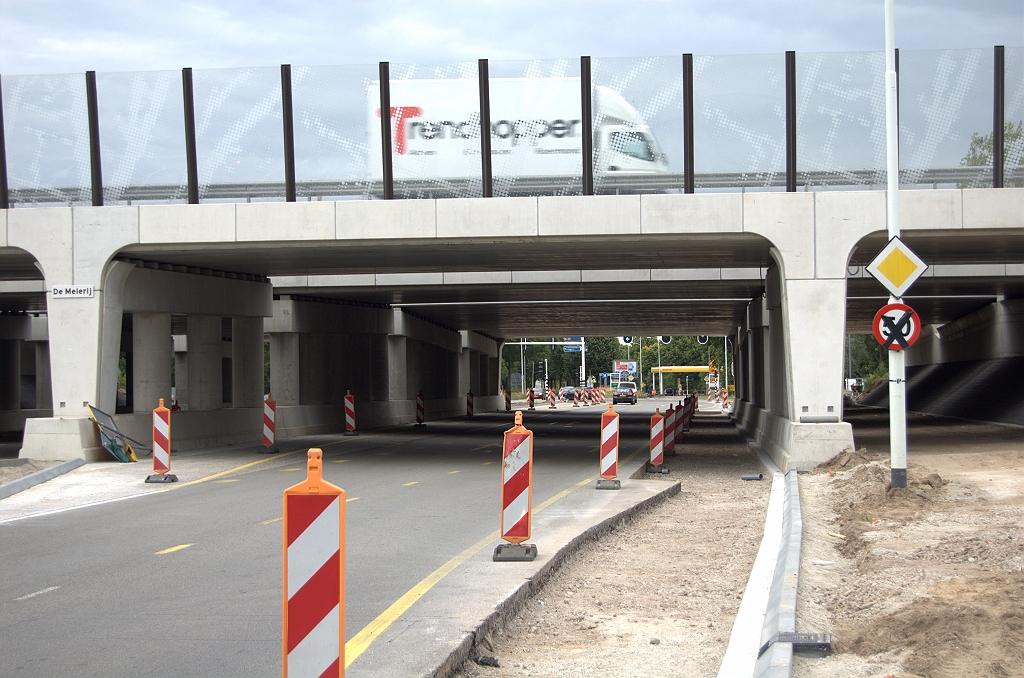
xmin=865 ymin=235 xmax=928 ymax=299
xmin=873 ymin=303 xmax=922 ymax=351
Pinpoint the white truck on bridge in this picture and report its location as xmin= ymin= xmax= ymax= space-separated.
xmin=368 ymin=78 xmax=668 ymax=180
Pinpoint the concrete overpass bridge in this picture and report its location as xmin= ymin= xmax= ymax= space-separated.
xmin=1 ymin=47 xmax=1022 ymax=471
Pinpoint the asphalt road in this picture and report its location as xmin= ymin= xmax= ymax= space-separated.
xmin=0 ymin=403 xmax=669 ymax=678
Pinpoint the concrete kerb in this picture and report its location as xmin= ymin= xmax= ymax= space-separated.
xmin=436 ymin=479 xmax=681 ymax=677
xmin=0 ymin=458 xmax=86 ymax=500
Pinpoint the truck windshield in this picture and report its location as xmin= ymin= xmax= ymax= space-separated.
xmin=610 ymin=132 xmax=655 ymax=162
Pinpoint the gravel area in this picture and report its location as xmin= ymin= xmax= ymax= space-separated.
xmin=0 ymin=459 xmax=60 ymax=484
xmin=455 ymin=411 xmax=771 ymax=677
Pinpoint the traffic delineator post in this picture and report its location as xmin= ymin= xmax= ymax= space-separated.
xmin=146 ymin=398 xmax=177 ymax=483
xmin=582 ymin=388 xmax=590 ymax=407
xmin=415 ymin=392 xmax=426 ymax=427
xmin=676 ymin=400 xmax=686 ymax=441
xmin=494 ymin=411 xmax=538 ymax=562
xmin=467 ymin=391 xmax=475 ymax=418
xmin=282 ymin=448 xmax=345 ymax=678
xmin=573 ymin=388 xmax=579 ymax=407
xmin=505 ymin=389 xmax=511 ymax=412
xmin=664 ymin=404 xmax=677 ymax=456
xmin=647 ymin=408 xmax=668 ymax=474
xmin=344 ymin=391 xmax=358 ymax=436
xmin=261 ymin=394 xmax=281 ymax=454
xmin=548 ymin=389 xmax=556 ymax=409
xmin=527 ymin=389 xmax=534 ymax=411
xmin=597 ymin=403 xmax=620 ymax=490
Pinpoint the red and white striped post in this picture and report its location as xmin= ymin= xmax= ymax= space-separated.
xmin=548 ymin=388 xmax=556 ymax=409
xmin=282 ymin=449 xmax=344 ymax=678
xmin=527 ymin=389 xmax=534 ymax=410
xmin=415 ymin=392 xmax=426 ymax=427
xmin=597 ymin=403 xmax=620 ymax=490
xmin=261 ymin=394 xmax=280 ymax=454
xmin=664 ymin=404 xmax=677 ymax=456
xmin=647 ymin=408 xmax=667 ymax=473
xmin=573 ymin=388 xmax=580 ymax=407
xmin=505 ymin=389 xmax=511 ymax=412
xmin=582 ymin=387 xmax=590 ymax=407
xmin=676 ymin=400 xmax=686 ymax=442
xmin=344 ymin=391 xmax=357 ymax=436
xmin=467 ymin=391 xmax=475 ymax=418
xmin=146 ymin=398 xmax=177 ymax=483
xmin=494 ymin=411 xmax=538 ymax=561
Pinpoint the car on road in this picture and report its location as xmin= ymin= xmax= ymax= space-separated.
xmin=613 ymin=382 xmax=638 ymax=405
xmin=664 ymin=387 xmax=675 ymax=396
xmin=561 ymin=386 xmax=578 ymax=400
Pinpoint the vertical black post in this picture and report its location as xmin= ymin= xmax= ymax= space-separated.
xmin=580 ymin=56 xmax=594 ymax=196
xmin=784 ymin=51 xmax=796 ymax=193
xmin=0 ymin=75 xmax=9 ymax=209
xmin=682 ymin=54 xmax=695 ymax=194
xmin=993 ymin=45 xmax=1005 ymax=188
xmin=182 ymin=68 xmax=199 ymax=204
xmin=281 ymin=64 xmax=296 ymax=202
xmin=85 ymin=71 xmax=103 ymax=206
xmin=379 ymin=62 xmax=394 ymax=200
xmin=478 ymin=59 xmax=492 ymax=197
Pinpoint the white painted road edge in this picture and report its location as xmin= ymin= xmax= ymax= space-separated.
xmin=716 ymin=443 xmax=784 ymax=678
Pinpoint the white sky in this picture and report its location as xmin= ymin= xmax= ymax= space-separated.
xmin=2 ymin=0 xmax=1022 ymax=75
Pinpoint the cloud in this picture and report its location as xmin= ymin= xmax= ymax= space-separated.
xmin=1 ymin=0 xmax=1021 ymax=74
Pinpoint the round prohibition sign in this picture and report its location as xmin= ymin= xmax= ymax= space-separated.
xmin=873 ymin=303 xmax=921 ymax=351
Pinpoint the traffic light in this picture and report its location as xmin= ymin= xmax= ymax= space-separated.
xmin=659 ymin=336 xmax=671 ymax=344
xmin=622 ymin=336 xmax=633 ymax=344
xmin=697 ymin=335 xmax=709 ymax=344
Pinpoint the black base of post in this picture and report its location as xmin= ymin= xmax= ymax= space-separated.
xmin=493 ymin=543 xmax=538 ymax=562
xmin=259 ymin=446 xmax=281 ymax=455
xmin=891 ymin=468 xmax=907 ymax=489
xmin=414 ymin=423 xmax=426 ymax=428
xmin=145 ymin=473 xmax=178 ymax=483
xmin=596 ymin=478 xmax=621 ymax=490
xmin=646 ymin=463 xmax=669 ymax=474
xmin=344 ymin=430 xmax=358 ymax=437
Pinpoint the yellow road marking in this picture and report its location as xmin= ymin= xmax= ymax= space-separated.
xmin=333 ymin=459 xmax=351 ymax=463
xmin=472 ymin=444 xmax=497 ymax=451
xmin=344 ymin=462 xmax=619 ymax=667
xmin=346 ymin=497 xmax=360 ymax=503
xmin=154 ymin=544 xmax=193 ymax=555
xmin=447 ymin=470 xmax=461 ymax=474
xmin=160 ymin=448 xmax=305 ymax=491
xmin=214 ymin=479 xmax=240 ymax=483
xmin=261 ymin=517 xmax=283 ymax=525
xmin=402 ymin=482 xmax=418 ymax=487
xmin=482 ymin=461 xmax=494 ymax=465
xmin=280 ymin=468 xmax=302 ymax=472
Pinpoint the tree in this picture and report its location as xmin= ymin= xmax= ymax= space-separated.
xmin=583 ymin=337 xmax=620 ymax=383
xmin=961 ymin=120 xmax=1024 ymax=187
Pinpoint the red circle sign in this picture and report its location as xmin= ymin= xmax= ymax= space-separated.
xmin=873 ymin=303 xmax=921 ymax=351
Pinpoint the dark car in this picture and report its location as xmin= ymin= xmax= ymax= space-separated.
xmin=612 ymin=382 xmax=638 ymax=405
xmin=664 ymin=387 xmax=675 ymax=396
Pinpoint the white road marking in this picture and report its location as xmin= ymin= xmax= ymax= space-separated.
xmin=16 ymin=586 xmax=60 ymax=601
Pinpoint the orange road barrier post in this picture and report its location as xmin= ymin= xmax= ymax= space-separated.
xmin=597 ymin=403 xmax=620 ymax=490
xmin=505 ymin=389 xmax=511 ymax=412
xmin=573 ymin=388 xmax=580 ymax=407
xmin=548 ymin=388 xmax=556 ymax=409
xmin=664 ymin=404 xmax=677 ymax=456
xmin=261 ymin=394 xmax=281 ymax=454
xmin=646 ymin=407 xmax=668 ymax=474
xmin=676 ymin=400 xmax=686 ymax=442
xmin=282 ymin=449 xmax=345 ymax=678
xmin=415 ymin=392 xmax=426 ymax=428
xmin=146 ymin=398 xmax=177 ymax=483
xmin=527 ymin=389 xmax=535 ymax=411
xmin=343 ymin=391 xmax=358 ymax=437
xmin=494 ymin=411 xmax=538 ymax=562
xmin=467 ymin=391 xmax=474 ymax=418
xmin=582 ymin=387 xmax=590 ymax=407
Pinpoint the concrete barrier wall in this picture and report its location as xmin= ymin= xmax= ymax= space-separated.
xmin=0 ymin=409 xmax=52 ymax=434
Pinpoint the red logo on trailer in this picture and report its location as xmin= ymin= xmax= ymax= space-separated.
xmin=873 ymin=303 xmax=921 ymax=351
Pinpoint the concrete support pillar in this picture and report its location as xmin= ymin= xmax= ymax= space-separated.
xmin=470 ymin=351 xmax=481 ymax=394
xmin=300 ymin=333 xmax=328 ymax=405
xmin=132 ymin=312 xmax=172 ymax=412
xmin=35 ymin=342 xmax=52 ymax=410
xmin=458 ymin=349 xmax=472 ymax=396
xmin=405 ymin=339 xmax=423 ymax=400
xmin=387 ymin=335 xmax=408 ymax=402
xmin=766 ymin=266 xmax=789 ymax=419
xmin=186 ymin=315 xmax=223 ymax=411
xmin=780 ymin=278 xmax=846 ymax=422
xmin=173 ymin=335 xmax=188 ymax=408
xmin=0 ymin=340 xmax=20 ymax=411
xmin=232 ymin=317 xmax=264 ymax=408
xmin=270 ymin=333 xmax=300 ymax=406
